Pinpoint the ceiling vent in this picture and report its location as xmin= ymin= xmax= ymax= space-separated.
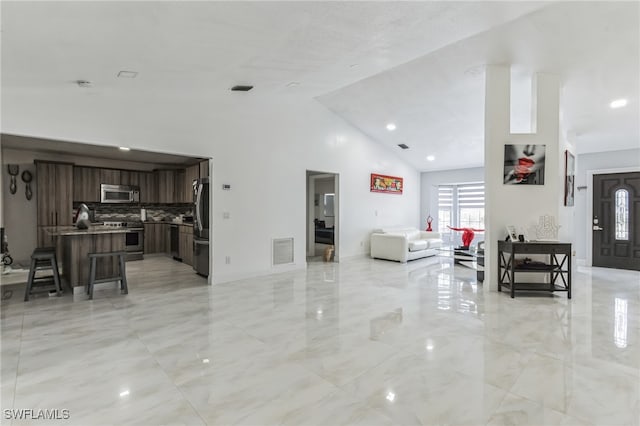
xmin=397 ymin=144 xmax=410 ymax=150
xmin=231 ymin=85 xmax=254 ymax=92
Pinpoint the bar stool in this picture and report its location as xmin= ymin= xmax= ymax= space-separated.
xmin=87 ymin=251 xmax=128 ymax=300
xmin=24 ymin=247 xmax=62 ymax=301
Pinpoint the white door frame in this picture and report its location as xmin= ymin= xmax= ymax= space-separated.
xmin=306 ymin=172 xmax=339 ymax=261
xmin=586 ymin=166 xmax=640 ymax=266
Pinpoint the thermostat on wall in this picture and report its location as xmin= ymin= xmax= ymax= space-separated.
xmin=222 ymin=184 xmax=231 ymax=190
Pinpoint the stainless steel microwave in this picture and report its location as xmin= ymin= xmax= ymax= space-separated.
xmin=100 ymin=184 xmax=140 ymax=203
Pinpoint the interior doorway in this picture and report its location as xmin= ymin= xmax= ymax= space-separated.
xmin=306 ymin=171 xmax=339 ymax=262
xmin=592 ymin=171 xmax=640 ymax=271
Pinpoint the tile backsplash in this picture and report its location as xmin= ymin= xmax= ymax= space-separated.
xmin=74 ymin=202 xmax=192 ymax=222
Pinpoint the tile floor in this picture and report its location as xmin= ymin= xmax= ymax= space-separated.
xmin=1 ymin=255 xmax=639 ymax=425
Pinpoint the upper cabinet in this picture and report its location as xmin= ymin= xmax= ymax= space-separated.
xmin=139 ymin=172 xmax=157 ymax=204
xmin=156 ymin=170 xmax=176 ymax=204
xmin=199 ymin=160 xmax=209 ymax=178
xmin=100 ymin=169 xmax=121 ymax=185
xmin=120 ymin=170 xmax=140 ymax=187
xmin=69 ymin=164 xmax=198 ymax=204
xmin=73 ymin=166 xmax=100 ymax=202
xmin=184 ymin=164 xmax=199 ymax=203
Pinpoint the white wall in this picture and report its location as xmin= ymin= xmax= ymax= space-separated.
xmin=574 ymin=148 xmax=640 ymax=260
xmin=2 ymin=97 xmax=420 ymax=283
xmin=420 ymin=167 xmax=484 ymax=245
xmin=484 ymin=66 xmax=563 ymax=290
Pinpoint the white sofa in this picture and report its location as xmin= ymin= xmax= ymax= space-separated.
xmin=370 ymin=227 xmax=443 ymax=263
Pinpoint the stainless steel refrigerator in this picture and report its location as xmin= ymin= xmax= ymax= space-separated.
xmin=193 ymin=177 xmax=209 ymax=276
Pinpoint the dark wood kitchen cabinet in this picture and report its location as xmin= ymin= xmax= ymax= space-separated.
xmin=156 ymin=170 xmax=176 ymax=203
xmin=36 ymin=161 xmax=73 ymax=252
xmin=199 ymin=160 xmax=209 ymax=178
xmin=143 ymin=223 xmax=169 ymax=254
xmin=100 ymin=169 xmax=121 ymax=185
xmin=139 ymin=172 xmax=157 ymax=203
xmin=183 ymin=164 xmax=199 ymax=203
xmin=73 ymin=166 xmax=100 ymax=202
xmin=120 ymin=170 xmax=140 ymax=187
xmin=179 ymin=224 xmax=193 ymax=266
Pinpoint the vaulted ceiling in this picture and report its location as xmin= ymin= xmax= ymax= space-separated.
xmin=2 ymin=1 xmax=638 ymax=171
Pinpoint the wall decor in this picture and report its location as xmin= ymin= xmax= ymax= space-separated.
xmin=535 ymin=214 xmax=560 ymax=241
xmin=21 ymin=170 xmax=33 ymax=201
xmin=564 ymin=150 xmax=575 ymax=206
xmin=7 ymin=164 xmax=19 ymax=195
xmin=370 ymin=173 xmax=403 ymax=194
xmin=503 ymin=144 xmax=546 ymax=185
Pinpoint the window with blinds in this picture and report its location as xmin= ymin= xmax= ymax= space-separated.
xmin=458 ymin=184 xmax=485 ymax=229
xmin=437 ymin=183 xmax=485 ymax=234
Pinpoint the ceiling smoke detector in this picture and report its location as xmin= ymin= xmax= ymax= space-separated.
xmin=76 ymin=80 xmax=93 ymax=88
xmin=231 ymin=85 xmax=254 ymax=92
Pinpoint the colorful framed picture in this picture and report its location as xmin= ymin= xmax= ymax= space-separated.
xmin=370 ymin=173 xmax=403 ymax=194
xmin=503 ymin=144 xmax=546 ymax=185
xmin=564 ymin=150 xmax=575 ymax=206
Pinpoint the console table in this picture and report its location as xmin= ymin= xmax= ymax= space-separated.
xmin=498 ymin=241 xmax=571 ymax=299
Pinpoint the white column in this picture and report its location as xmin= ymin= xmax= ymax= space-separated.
xmin=484 ymin=65 xmax=561 ymax=290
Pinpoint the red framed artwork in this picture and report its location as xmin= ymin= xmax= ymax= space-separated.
xmin=370 ymin=173 xmax=403 ymax=194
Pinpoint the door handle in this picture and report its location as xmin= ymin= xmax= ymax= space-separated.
xmin=593 ymin=225 xmax=604 ymax=231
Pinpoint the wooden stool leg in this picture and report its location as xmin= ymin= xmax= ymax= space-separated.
xmin=50 ymin=258 xmax=62 ymax=297
xmin=88 ymin=257 xmax=97 ymax=300
xmin=119 ymin=255 xmax=128 ymax=294
xmin=24 ymin=258 xmax=37 ymax=302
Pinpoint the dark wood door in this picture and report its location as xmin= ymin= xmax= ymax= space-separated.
xmin=593 ymin=172 xmax=640 ymax=270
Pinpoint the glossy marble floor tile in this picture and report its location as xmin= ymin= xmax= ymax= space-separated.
xmin=1 ymin=255 xmax=639 ymax=425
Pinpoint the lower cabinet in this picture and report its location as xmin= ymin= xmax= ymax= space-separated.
xmin=143 ymin=223 xmax=192 ymax=266
xmin=179 ymin=225 xmax=193 ymax=266
xmin=143 ymin=223 xmax=169 ymax=254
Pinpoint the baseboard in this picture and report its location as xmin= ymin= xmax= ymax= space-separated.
xmin=213 ymin=263 xmax=307 ymax=284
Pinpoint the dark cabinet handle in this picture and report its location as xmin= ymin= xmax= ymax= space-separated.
xmin=56 ymin=212 xmax=58 ymax=225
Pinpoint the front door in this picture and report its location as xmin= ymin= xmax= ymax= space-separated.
xmin=593 ymin=172 xmax=640 ymax=270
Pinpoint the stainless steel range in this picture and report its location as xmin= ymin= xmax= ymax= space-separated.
xmin=103 ymin=221 xmax=144 ymax=261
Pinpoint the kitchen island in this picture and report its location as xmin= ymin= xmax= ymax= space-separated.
xmin=46 ymin=226 xmax=127 ymax=290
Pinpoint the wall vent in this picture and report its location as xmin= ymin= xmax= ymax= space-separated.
xmin=397 ymin=143 xmax=410 ymax=149
xmin=273 ymin=238 xmax=294 ymax=265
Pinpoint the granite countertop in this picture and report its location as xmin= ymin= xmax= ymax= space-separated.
xmin=144 ymin=221 xmax=193 ymax=226
xmin=45 ymin=225 xmax=131 ymax=236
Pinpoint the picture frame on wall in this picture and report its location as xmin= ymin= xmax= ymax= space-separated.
xmin=370 ymin=173 xmax=403 ymax=194
xmin=564 ymin=150 xmax=575 ymax=206
xmin=503 ymin=144 xmax=546 ymax=185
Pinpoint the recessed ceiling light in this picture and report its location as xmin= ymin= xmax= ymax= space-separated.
xmin=397 ymin=143 xmax=410 ymax=150
xmin=119 ymin=390 xmax=130 ymax=397
xmin=76 ymin=80 xmax=93 ymax=88
xmin=386 ymin=123 xmax=397 ymax=131
xmin=117 ymin=70 xmax=138 ymax=78
xmin=286 ymin=81 xmax=300 ymax=88
xmin=610 ymin=98 xmax=628 ymax=109
xmin=119 ymin=147 xmax=130 ymax=151
xmin=426 ymin=155 xmax=435 ymax=161
xmin=349 ymin=64 xmax=359 ymax=68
